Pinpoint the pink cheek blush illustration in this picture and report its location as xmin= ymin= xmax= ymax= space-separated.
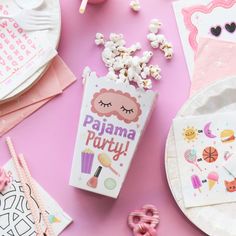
xmin=91 ymin=89 xmax=142 ymax=123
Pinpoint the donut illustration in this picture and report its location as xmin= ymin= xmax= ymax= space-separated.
xmin=202 ymin=146 xmax=218 ymax=163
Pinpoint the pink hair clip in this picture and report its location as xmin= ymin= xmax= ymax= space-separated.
xmin=128 ymin=204 xmax=160 ymax=236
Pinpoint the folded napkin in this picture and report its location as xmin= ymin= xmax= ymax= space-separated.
xmin=0 ymin=56 xmax=76 ymax=136
xmin=191 ymin=38 xmax=236 ymax=95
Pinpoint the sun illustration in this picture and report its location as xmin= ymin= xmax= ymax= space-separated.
xmin=183 ymin=126 xmax=198 ymax=142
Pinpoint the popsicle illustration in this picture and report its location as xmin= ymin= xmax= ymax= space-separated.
xmin=184 ymin=149 xmax=202 ymax=171
xmin=98 ymin=153 xmax=120 ymax=176
xmin=191 ymin=174 xmax=202 ymax=192
xmin=207 ymin=171 xmax=219 ymax=190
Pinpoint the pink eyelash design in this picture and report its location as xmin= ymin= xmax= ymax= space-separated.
xmin=91 ymin=89 xmax=142 ymax=123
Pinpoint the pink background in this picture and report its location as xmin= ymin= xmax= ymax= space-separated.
xmin=0 ymin=0 xmax=205 ymax=235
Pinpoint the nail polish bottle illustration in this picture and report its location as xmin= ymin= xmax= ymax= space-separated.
xmin=87 ymin=166 xmax=102 ymax=188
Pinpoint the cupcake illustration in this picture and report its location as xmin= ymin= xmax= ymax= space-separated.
xmin=81 ymin=148 xmax=95 ymax=174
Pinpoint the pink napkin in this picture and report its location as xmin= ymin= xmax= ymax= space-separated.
xmin=191 ymin=38 xmax=236 ymax=95
xmin=0 ymin=56 xmax=76 ymax=136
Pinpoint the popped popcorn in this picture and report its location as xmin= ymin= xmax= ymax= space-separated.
xmin=82 ymin=33 xmax=163 ymax=89
xmin=149 ymin=65 xmax=161 ymax=80
xmin=147 ymin=19 xmax=174 ymax=59
xmin=155 ymin=34 xmax=166 ymax=45
xmin=150 ymin=41 xmax=159 ymax=49
xmin=149 ymin=19 xmax=162 ymax=34
xmin=147 ymin=33 xmax=157 ymax=42
xmin=95 ymin=33 xmax=105 ymax=46
xmin=130 ymin=0 xmax=141 ymax=12
xmin=160 ymin=42 xmax=174 ymax=59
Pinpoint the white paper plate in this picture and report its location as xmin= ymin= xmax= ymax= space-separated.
xmin=0 ymin=0 xmax=61 ymax=103
xmin=14 ymin=0 xmax=44 ymax=9
xmin=165 ymin=77 xmax=236 ymax=236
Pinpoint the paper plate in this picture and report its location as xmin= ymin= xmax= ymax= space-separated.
xmin=165 ymin=77 xmax=236 ymax=236
xmin=0 ymin=0 xmax=61 ymax=103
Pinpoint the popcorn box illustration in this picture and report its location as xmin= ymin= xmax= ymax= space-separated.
xmin=70 ymin=75 xmax=157 ymax=198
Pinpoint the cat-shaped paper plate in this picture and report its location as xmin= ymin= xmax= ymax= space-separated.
xmin=165 ymin=76 xmax=236 ymax=236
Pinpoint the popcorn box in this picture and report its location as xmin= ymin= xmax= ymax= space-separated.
xmin=70 ymin=75 xmax=157 ymax=198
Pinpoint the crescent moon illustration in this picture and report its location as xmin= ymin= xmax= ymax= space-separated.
xmin=204 ymin=122 xmax=217 ymax=138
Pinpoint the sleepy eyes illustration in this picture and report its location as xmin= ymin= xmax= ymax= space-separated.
xmin=91 ymin=89 xmax=142 ymax=123
xmin=98 ymin=100 xmax=112 ymax=107
xmin=210 ymin=23 xmax=236 ymax=37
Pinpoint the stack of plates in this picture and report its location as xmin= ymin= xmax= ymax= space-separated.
xmin=0 ymin=0 xmax=61 ymax=103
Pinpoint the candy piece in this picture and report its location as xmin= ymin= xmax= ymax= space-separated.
xmin=141 ymin=204 xmax=160 ymax=228
xmin=191 ymin=175 xmax=202 ymax=192
xmin=130 ymin=0 xmax=141 ymax=12
xmin=133 ymin=223 xmax=157 ymax=236
xmin=128 ymin=210 xmax=145 ymax=229
xmin=207 ymin=171 xmax=219 ymax=190
xmin=0 ymin=168 xmax=10 ymax=192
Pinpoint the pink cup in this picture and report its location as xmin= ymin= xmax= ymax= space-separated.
xmin=88 ymin=0 xmax=107 ymax=4
xmin=79 ymin=0 xmax=107 ymax=14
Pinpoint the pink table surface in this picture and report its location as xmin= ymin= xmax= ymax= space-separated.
xmin=0 ymin=0 xmax=205 ymax=235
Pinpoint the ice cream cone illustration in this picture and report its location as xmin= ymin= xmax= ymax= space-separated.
xmin=207 ymin=171 xmax=219 ymax=190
